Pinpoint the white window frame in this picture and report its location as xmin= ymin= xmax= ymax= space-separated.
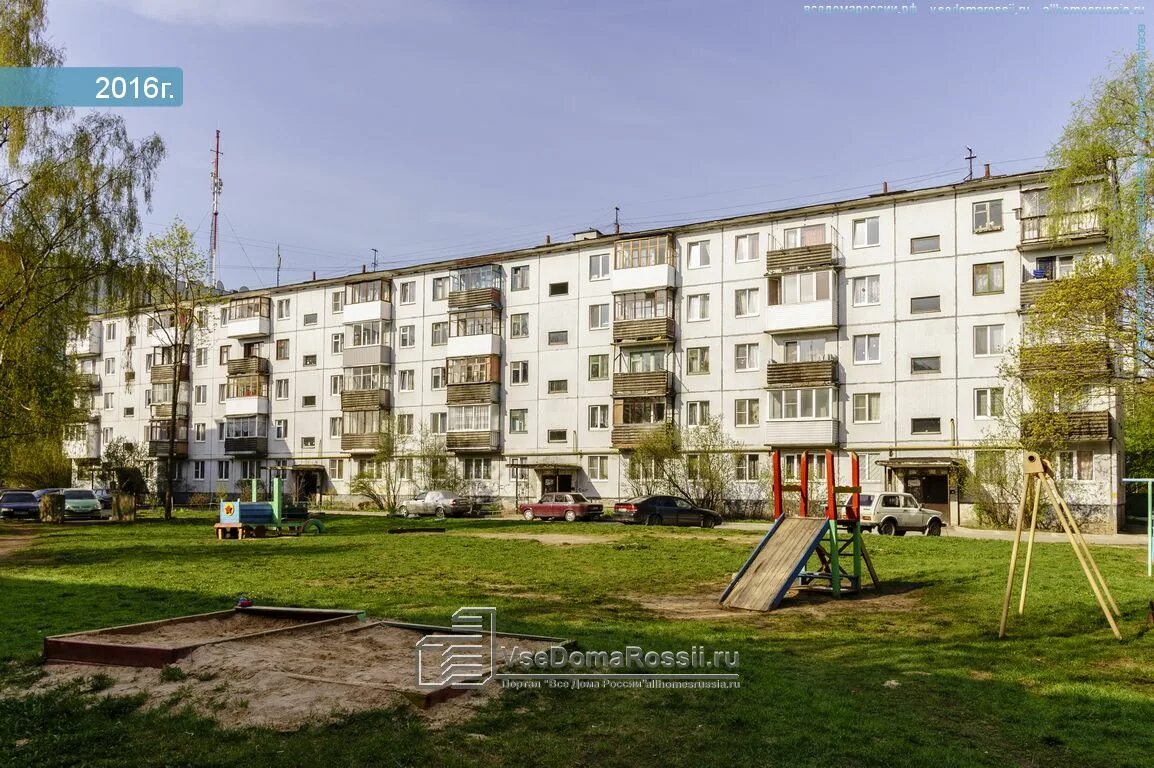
xmin=974 ymin=324 xmax=1005 ymax=357
xmin=687 ymin=293 xmax=710 ymax=322
xmin=734 ymin=342 xmax=759 ymax=372
xmin=852 ymin=216 xmax=880 ymax=248
xmin=852 ymin=393 xmax=881 ymax=424
xmin=734 ymin=398 xmax=760 ymax=427
xmin=588 ymin=404 xmax=609 ymax=430
xmin=588 ymin=304 xmax=609 ymax=330
xmin=853 ymin=334 xmax=880 ymax=364
xmin=735 ymin=287 xmax=759 ymax=318
xmin=687 ymin=240 xmax=711 ymax=269
xmin=589 ymin=253 xmax=610 ymax=281
xmin=734 ymin=233 xmax=759 ymax=263
xmin=975 ymin=387 xmax=1005 ymax=419
xmin=851 ymin=275 xmax=880 ymax=307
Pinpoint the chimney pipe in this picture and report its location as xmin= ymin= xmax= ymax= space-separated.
xmin=615 ymin=222 xmax=621 ymax=235
xmin=362 ymin=265 xmax=366 ymax=273
xmin=545 ymin=234 xmax=551 ymax=245
xmin=311 ymin=271 xmax=316 ymax=281
xmin=983 ymin=163 xmax=991 ymax=178
xmin=882 ymin=181 xmax=888 ymax=194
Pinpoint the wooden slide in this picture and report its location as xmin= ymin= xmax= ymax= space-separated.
xmin=720 ymin=517 xmax=830 ymax=611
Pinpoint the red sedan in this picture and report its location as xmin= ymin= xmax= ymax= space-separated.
xmin=520 ymin=493 xmax=603 ymax=522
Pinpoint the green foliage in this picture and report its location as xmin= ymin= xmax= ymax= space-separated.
xmin=2 ymin=437 xmax=70 ymax=488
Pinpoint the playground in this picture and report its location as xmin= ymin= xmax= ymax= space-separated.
xmin=3 ymin=512 xmax=1154 ymax=766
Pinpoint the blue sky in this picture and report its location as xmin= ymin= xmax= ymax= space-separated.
xmin=49 ymin=0 xmax=1138 ymax=289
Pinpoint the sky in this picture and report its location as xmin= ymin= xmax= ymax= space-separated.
xmin=45 ymin=0 xmax=1142 ymax=290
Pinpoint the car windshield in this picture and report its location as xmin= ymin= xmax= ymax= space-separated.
xmin=859 ymin=494 xmax=874 ymax=507
xmin=3 ymin=492 xmax=34 ymax=502
xmin=63 ymin=490 xmax=96 ymax=500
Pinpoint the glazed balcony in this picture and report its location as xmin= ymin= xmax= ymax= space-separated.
xmin=343 ymin=344 xmax=393 ymax=368
xmin=611 ymin=371 xmax=672 ymax=398
xmin=612 ymin=317 xmax=676 ymax=345
xmin=343 ymin=279 xmax=394 ymax=323
xmin=151 ymin=401 xmax=190 ymax=420
xmin=79 ymin=373 xmax=102 ymax=389
xmin=446 ymin=430 xmax=501 ymax=452
xmin=765 ymin=357 xmax=838 ymax=389
xmin=150 ymin=364 xmax=189 ymax=384
xmin=448 ymin=265 xmax=503 ymax=310
xmin=446 ymin=383 xmax=500 ymax=405
xmin=767 ymin=418 xmax=839 ymax=447
xmin=225 ymin=296 xmax=272 ymax=338
xmin=340 ymin=389 xmax=391 ymax=411
xmin=148 ymin=439 xmax=189 ymax=458
xmin=765 ymin=298 xmax=837 ymax=334
xmin=227 ymin=356 xmax=270 ymax=376
xmin=63 ymin=424 xmax=101 ymax=460
xmin=147 ymin=418 xmax=189 ymax=458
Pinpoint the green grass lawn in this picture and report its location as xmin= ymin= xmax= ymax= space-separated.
xmin=3 ymin=513 xmax=1154 ymax=767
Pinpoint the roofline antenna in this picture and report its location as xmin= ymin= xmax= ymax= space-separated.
xmin=209 ymin=130 xmax=223 ymax=286
xmin=371 ymin=248 xmax=379 ymax=271
xmin=965 ymin=146 xmax=976 ymax=182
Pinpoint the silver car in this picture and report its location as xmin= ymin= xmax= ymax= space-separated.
xmin=397 ymin=490 xmax=470 ymax=519
xmin=859 ymin=492 xmax=942 ymax=536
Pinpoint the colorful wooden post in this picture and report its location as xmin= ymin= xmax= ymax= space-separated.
xmin=799 ymin=451 xmax=809 ymax=517
xmin=825 ymin=449 xmax=836 ymax=519
xmin=848 ymin=452 xmax=861 ymax=521
xmin=771 ymin=450 xmax=783 ymax=520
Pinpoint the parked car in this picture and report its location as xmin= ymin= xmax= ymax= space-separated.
xmin=35 ymin=488 xmax=107 ymax=521
xmin=612 ymin=495 xmax=723 ymax=528
xmin=858 ymin=492 xmax=942 ymax=536
xmin=0 ymin=490 xmax=40 ymax=519
xmin=520 ymin=492 xmax=603 ymax=522
xmin=93 ymin=489 xmax=113 ymax=510
xmin=397 ymin=490 xmax=472 ymax=519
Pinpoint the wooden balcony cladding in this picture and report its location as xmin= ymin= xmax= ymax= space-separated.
xmin=1019 ymin=279 xmax=1053 ymax=308
xmin=446 ymin=383 xmax=500 ymax=405
xmin=611 ymin=371 xmax=672 ymax=398
xmin=340 ymin=389 xmax=391 ymax=411
xmin=448 ymin=287 xmax=502 ymax=311
xmin=613 ymin=317 xmax=676 ymax=344
xmin=341 ymin=433 xmax=380 ymax=454
xmin=765 ymin=358 xmax=838 ymax=389
xmin=1020 ymin=341 xmax=1112 ymax=380
xmin=224 ymin=436 xmax=268 ymax=457
xmin=446 ymin=430 xmax=500 ymax=452
xmin=148 ymin=439 xmax=188 ymax=458
xmin=80 ymin=373 xmax=101 ymax=389
xmin=1022 ymin=410 xmax=1111 ymax=443
xmin=765 ymin=243 xmax=836 ymax=275
xmin=150 ymin=364 xmax=189 ymax=384
xmin=151 ymin=402 xmax=189 ymax=420
xmin=611 ymin=423 xmax=667 ymax=450
xmin=227 ymin=356 xmax=270 ymax=376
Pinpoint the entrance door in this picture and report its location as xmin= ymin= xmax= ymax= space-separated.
xmin=543 ymin=474 xmax=557 ymax=494
xmin=920 ymin=475 xmax=949 ymax=516
xmin=556 ymin=474 xmax=574 ymax=493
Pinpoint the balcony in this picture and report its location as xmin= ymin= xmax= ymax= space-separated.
xmin=227 ymin=356 xmax=270 ymax=376
xmin=150 ymin=364 xmax=189 ymax=384
xmin=224 ymin=436 xmax=268 ymax=457
xmin=611 ymin=263 xmax=677 ymax=293
xmin=148 ymin=418 xmax=189 ymax=458
xmin=767 ymin=418 xmax=839 ymax=447
xmin=342 ymin=433 xmax=381 ymax=454
xmin=148 ymin=439 xmax=189 ymax=458
xmin=446 ymin=382 xmax=500 ymax=405
xmin=611 ymin=423 xmax=670 ymax=450
xmin=1018 ymin=213 xmax=1107 ymax=251
xmin=151 ymin=402 xmax=190 ymax=420
xmin=1019 ymin=341 xmax=1112 ymax=381
xmin=765 ymin=358 xmax=838 ymax=389
xmin=67 ymin=327 xmax=102 ymax=356
xmin=446 ymin=333 xmax=502 ymax=358
xmin=225 ymin=396 xmax=270 ymax=417
xmin=448 ymin=286 xmax=502 ymax=311
xmin=341 ymin=389 xmax=391 ymax=410
xmin=344 ymin=298 xmax=394 ymax=324
xmin=63 ymin=424 xmax=100 ymax=460
xmin=446 ymin=430 xmax=501 ymax=452
xmin=79 ymin=373 xmax=102 ymax=389
xmin=343 ymin=344 xmax=393 ymax=368
xmin=611 ymin=371 xmax=672 ymax=398
xmin=765 ymin=299 xmax=837 ymax=334
xmin=613 ymin=317 xmax=676 ymax=345
xmin=1022 ymin=410 xmax=1112 ymax=443
xmin=225 ymin=296 xmax=272 ymax=338
xmin=1019 ymin=278 xmax=1054 ymax=309
xmin=765 ymin=227 xmax=840 ymax=274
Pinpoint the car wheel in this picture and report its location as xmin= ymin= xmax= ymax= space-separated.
xmin=522 ymin=509 xmax=534 ymax=521
xmin=926 ymin=518 xmax=942 ymax=536
xmin=434 ymin=507 xmax=446 ymax=520
xmin=398 ymin=506 xmax=409 ymax=518
xmin=878 ymin=518 xmax=898 ymax=536
xmin=700 ymin=514 xmax=716 ymax=529
xmin=645 ymin=513 xmax=662 ymax=526
xmin=564 ymin=510 xmax=576 ymax=523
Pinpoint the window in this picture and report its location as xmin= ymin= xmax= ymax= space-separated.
xmin=625 ymin=349 xmax=664 ymax=373
xmin=972 ymin=262 xmax=1004 ymax=295
xmin=217 ymin=460 xmax=231 ymax=480
xmin=193 ymin=461 xmax=205 ymax=480
xmin=104 ymin=357 xmax=116 ymax=374
xmin=303 ymin=354 xmax=317 ymax=367
xmin=396 ymin=413 xmax=414 ymax=435
xmin=398 ymin=369 xmax=415 ymax=391
xmin=735 ymin=288 xmax=759 ymax=317
xmin=975 ymin=387 xmax=1005 ymax=418
xmin=589 ymin=404 xmax=609 ymax=429
xmin=911 ymin=295 xmax=940 ymax=314
xmin=511 ymin=265 xmax=530 ymax=291
xmin=974 ymin=324 xmax=1005 ymax=356
xmin=145 ymin=354 xmax=153 ymax=371
xmin=350 ymin=321 xmax=381 ymax=347
xmin=911 ymin=418 xmax=941 ymax=434
xmin=422 ymin=320 xmax=446 ymax=347
xmin=547 ymin=429 xmax=568 ymax=443
xmin=852 ymin=216 xmax=880 ymax=248
xmin=770 ymin=388 xmax=831 ymax=419
xmin=328 ymin=458 xmax=345 ymax=481
xmin=332 ymin=291 xmax=344 ymax=314
xmin=509 ymin=408 xmax=528 ymax=433
xmin=588 ymin=354 xmax=609 ymax=380
xmin=853 ymin=334 xmax=880 ymax=364
xmin=687 ymin=401 xmax=710 ymax=426
xmin=548 ymin=330 xmax=568 ymax=345
xmin=852 ymin=275 xmax=880 ymax=306
xmin=217 ymin=421 xmax=225 ymax=442
xmin=768 ymin=270 xmax=831 ymax=305
xmin=548 ymin=281 xmax=568 ymax=297
xmin=218 ymin=383 xmax=227 ymax=403
xmin=783 ymin=224 xmax=826 ymax=249
xmin=399 ymin=325 xmax=415 ymax=348
xmin=462 ymin=458 xmax=491 ymax=481
xmin=735 ymin=398 xmax=760 ymax=426
xmin=615 ymin=236 xmax=671 ymax=269
xmin=276 ymin=298 xmax=290 ymax=319
xmin=194 ymin=385 xmax=207 ymax=404
xmin=329 ymin=417 xmax=343 ymax=438
xmin=735 ymin=233 xmax=759 ymax=263
xmin=587 ymin=455 xmax=608 ymax=481
xmin=620 ymin=397 xmax=666 ymax=424
xmin=687 ymin=240 xmax=710 ymax=268
xmin=216 ymin=345 xmax=230 ymax=365
xmin=330 ymin=333 xmax=344 ymax=354
xmin=274 ymin=420 xmax=287 ymax=439
xmin=783 ymin=339 xmax=826 ymax=363
xmin=399 ymin=281 xmax=415 ymax=304
xmin=1035 ymin=255 xmax=1076 ymax=280
xmin=1056 ymin=450 xmax=1095 ymax=481
xmin=302 ymin=395 xmax=317 ymax=407
xmin=194 ymin=423 xmax=206 ymax=442
xmin=347 ymin=280 xmax=385 ymax=304
xmin=432 ymin=276 xmax=448 ymax=300
xmin=588 ymin=304 xmax=609 ymax=330
xmin=447 ymin=356 xmax=494 ymax=385
xmin=219 ymin=307 xmax=229 ymax=327
xmin=431 ymin=367 xmax=446 ymax=389
xmin=547 ymin=379 xmax=568 ymax=394
xmin=330 ymin=375 xmax=343 ymax=395
xmin=973 ymin=199 xmax=1003 ymax=233
xmin=451 ymin=309 xmax=501 ymax=337
xmin=911 ymin=356 xmax=941 ymax=374
xmin=910 ymin=235 xmax=940 ymax=254
xmin=687 ymin=293 xmax=710 ymax=321
xmin=195 ymin=347 xmax=208 ymax=367
xmin=430 ymin=412 xmax=447 ymax=434
xmin=736 ymin=454 xmax=760 ymax=482
xmin=343 ymin=411 xmax=380 ymax=437
xmin=275 ymin=379 xmax=289 ymax=399
xmin=447 ymin=405 xmax=492 ymax=433
xmin=735 ymin=343 xmax=759 ymax=372
xmin=300 ymin=437 xmax=316 ymax=450
xmin=503 ymin=314 xmax=526 ymax=339
xmin=303 ymin=313 xmax=318 ymax=326
xmin=853 ymin=393 xmax=881 ymax=423
xmin=687 ymin=347 xmax=710 ymax=375
xmin=510 ymin=361 xmax=529 ymax=385
xmin=275 ymin=339 xmax=289 ymax=360
xmin=614 ymin=289 xmax=671 ymax=320
xmin=589 ymin=253 xmax=609 ymax=280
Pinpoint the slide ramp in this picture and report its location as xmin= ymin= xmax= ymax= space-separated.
xmin=720 ymin=517 xmax=830 ymax=611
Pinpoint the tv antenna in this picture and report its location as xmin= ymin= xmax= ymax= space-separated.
xmin=964 ymin=146 xmax=977 ymax=181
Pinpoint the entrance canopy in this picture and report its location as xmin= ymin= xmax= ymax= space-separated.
xmin=878 ymin=457 xmax=964 ymax=470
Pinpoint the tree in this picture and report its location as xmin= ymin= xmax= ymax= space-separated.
xmin=99 ymin=436 xmax=152 ymax=493
xmin=349 ymin=416 xmax=411 ymax=512
xmin=625 ymin=418 xmax=750 ymax=515
xmin=2 ymin=437 xmax=70 ymax=488
xmin=412 ymin=425 xmax=464 ymax=493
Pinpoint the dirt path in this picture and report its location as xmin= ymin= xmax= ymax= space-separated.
xmin=0 ymin=526 xmax=37 ymax=559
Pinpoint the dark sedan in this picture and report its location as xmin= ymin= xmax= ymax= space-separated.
xmin=0 ymin=490 xmax=40 ymax=519
xmin=612 ymin=495 xmax=723 ymax=528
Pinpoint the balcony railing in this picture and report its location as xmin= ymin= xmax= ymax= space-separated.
xmin=341 ymin=433 xmax=380 ymax=454
xmin=151 ymin=402 xmax=190 ymax=420
xmin=224 ymin=436 xmax=268 ymax=457
xmin=611 ymin=371 xmax=672 ymax=398
xmin=227 ymin=356 xmax=270 ymax=376
xmin=766 ymin=225 xmax=841 ymax=274
xmin=446 ymin=382 xmax=501 ymax=405
xmin=1018 ymin=212 xmax=1106 ymax=250
xmin=1022 ymin=410 xmax=1112 ymax=443
xmin=1020 ymin=341 xmax=1112 ymax=380
xmin=765 ymin=357 xmax=838 ymax=389
xmin=445 ymin=430 xmax=501 ymax=452
xmin=611 ymin=422 xmax=670 ymax=450
xmin=612 ymin=317 xmax=676 ymax=344
xmin=1019 ymin=279 xmax=1054 ymax=309
xmin=79 ymin=373 xmax=102 ymax=389
xmin=340 ymin=389 xmax=391 ymax=410
xmin=150 ymin=363 xmax=189 ymax=384
xmin=767 ymin=418 xmax=839 ymax=447
xmin=448 ymin=286 xmax=503 ymax=311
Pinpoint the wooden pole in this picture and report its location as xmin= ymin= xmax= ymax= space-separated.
xmin=1043 ymin=473 xmax=1121 ymax=617
xmin=1017 ymin=478 xmax=1042 ymax=615
xmin=998 ymin=474 xmax=1032 ymax=639
xmin=799 ymin=451 xmax=809 ymax=518
xmin=771 ymin=451 xmax=782 ymax=520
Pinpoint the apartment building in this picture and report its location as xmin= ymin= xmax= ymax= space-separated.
xmin=63 ymin=169 xmax=1123 ymax=529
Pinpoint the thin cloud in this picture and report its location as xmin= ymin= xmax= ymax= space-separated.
xmin=93 ymin=0 xmax=451 ymax=27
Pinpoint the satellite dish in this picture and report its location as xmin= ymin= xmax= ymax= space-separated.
xmin=215 ymin=280 xmax=225 ymax=291
xmin=238 ymin=286 xmax=249 ymax=292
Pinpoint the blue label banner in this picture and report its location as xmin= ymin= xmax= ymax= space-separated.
xmin=0 ymin=67 xmax=183 ymax=107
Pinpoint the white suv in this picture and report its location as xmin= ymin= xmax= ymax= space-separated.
xmin=859 ymin=492 xmax=943 ymax=536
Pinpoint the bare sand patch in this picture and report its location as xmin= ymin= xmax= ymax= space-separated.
xmin=66 ymin=612 xmax=309 ymax=648
xmin=631 ymin=583 xmax=922 ymax=621
xmin=456 ymin=531 xmax=618 ymax=546
xmin=0 ymin=526 xmax=37 ymax=558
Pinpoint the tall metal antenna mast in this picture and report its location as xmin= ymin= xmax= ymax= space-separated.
xmin=276 ymin=244 xmax=282 ymax=287
xmin=371 ymin=248 xmax=379 ymax=271
xmin=209 ymin=130 xmax=223 ymax=286
xmin=964 ymin=146 xmax=976 ymax=182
